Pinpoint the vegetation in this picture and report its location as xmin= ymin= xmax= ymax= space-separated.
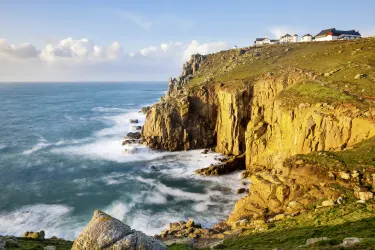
xmin=3 ymin=237 xmax=73 ymax=250
xmin=288 ymin=136 xmax=375 ymax=172
xmin=276 ymin=80 xmax=368 ymax=109
xmin=209 ymin=201 xmax=375 ymax=250
xmin=188 ymin=38 xmax=375 ymax=100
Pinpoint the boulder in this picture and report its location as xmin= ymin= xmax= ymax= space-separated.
xmin=186 ymin=219 xmax=195 ymax=228
xmin=306 ymin=237 xmax=330 ymax=246
xmin=23 ymin=230 xmax=45 ymax=239
xmin=341 ymin=237 xmax=362 ymax=248
xmin=72 ymin=210 xmax=166 ymax=250
xmin=236 ymin=188 xmax=248 ymax=194
xmin=321 ymin=200 xmax=335 ymax=207
xmin=44 ymin=246 xmax=56 ymax=250
xmin=129 ymin=119 xmax=139 ymax=123
xmin=339 ymin=171 xmax=350 ymax=180
xmin=355 ymin=74 xmax=367 ymax=79
xmin=355 ymin=191 xmax=374 ymax=201
xmin=125 ymin=132 xmax=142 ymax=140
xmin=132 ymin=126 xmax=142 ymax=131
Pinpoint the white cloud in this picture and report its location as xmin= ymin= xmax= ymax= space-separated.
xmin=140 ymin=46 xmax=157 ymax=56
xmin=0 ymin=39 xmax=39 ymax=59
xmin=183 ymin=40 xmax=228 ymax=61
xmin=39 ymin=38 xmax=123 ymax=63
xmin=0 ymin=38 xmax=230 ymax=82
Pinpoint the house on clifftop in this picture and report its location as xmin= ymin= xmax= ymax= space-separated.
xmin=315 ymin=28 xmax=361 ymax=41
xmin=301 ymin=34 xmax=313 ymax=42
xmin=254 ymin=37 xmax=279 ymax=46
xmin=279 ymin=34 xmax=298 ymax=43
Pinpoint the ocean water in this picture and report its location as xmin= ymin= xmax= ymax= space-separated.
xmin=0 ymin=82 xmax=244 ymax=240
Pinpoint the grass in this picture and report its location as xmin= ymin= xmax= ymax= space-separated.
xmin=168 ymin=244 xmax=191 ymax=250
xmin=205 ymin=201 xmax=375 ymax=249
xmin=186 ymin=38 xmax=375 ymax=98
xmin=286 ymin=136 xmax=375 ymax=172
xmin=276 ymin=80 xmax=364 ymax=108
xmin=4 ymin=237 xmax=73 ymax=250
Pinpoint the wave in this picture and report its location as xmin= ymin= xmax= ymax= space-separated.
xmin=98 ymin=150 xmax=245 ymax=236
xmin=0 ymin=143 xmax=7 ymax=150
xmin=0 ymin=204 xmax=82 ymax=240
xmin=22 ymin=138 xmax=51 ymax=155
xmin=64 ymin=115 xmax=74 ymax=121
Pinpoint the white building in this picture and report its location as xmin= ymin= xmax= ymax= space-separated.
xmin=301 ymin=34 xmax=313 ymax=42
xmin=279 ymin=34 xmax=298 ymax=43
xmin=254 ymin=37 xmax=279 ymax=46
xmin=315 ymin=28 xmax=361 ymax=41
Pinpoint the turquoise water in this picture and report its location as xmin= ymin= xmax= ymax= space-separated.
xmin=0 ymin=82 xmax=243 ymax=239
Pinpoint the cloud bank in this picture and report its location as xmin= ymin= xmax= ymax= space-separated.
xmin=0 ymin=38 xmax=230 ymax=82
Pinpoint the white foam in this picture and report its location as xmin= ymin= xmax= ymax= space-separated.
xmin=64 ymin=115 xmax=73 ymax=121
xmin=0 ymin=143 xmax=7 ymax=150
xmin=92 ymin=107 xmax=130 ymax=112
xmin=0 ymin=204 xmax=82 ymax=240
xmin=104 ymin=201 xmax=129 ymax=221
xmin=23 ymin=138 xmax=51 ymax=155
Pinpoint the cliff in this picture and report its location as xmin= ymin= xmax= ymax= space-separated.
xmin=143 ymin=38 xmax=375 ymax=234
xmin=143 ymin=38 xmax=375 ymax=163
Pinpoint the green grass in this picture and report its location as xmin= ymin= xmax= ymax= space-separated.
xmin=286 ymin=136 xmax=375 ymax=172
xmin=276 ymin=80 xmax=364 ymax=108
xmin=207 ymin=201 xmax=375 ymax=249
xmin=186 ymin=38 xmax=375 ymax=98
xmin=3 ymin=237 xmax=73 ymax=250
xmin=168 ymin=243 xmax=192 ymax=250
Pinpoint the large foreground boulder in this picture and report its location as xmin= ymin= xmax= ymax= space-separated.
xmin=72 ymin=210 xmax=166 ymax=250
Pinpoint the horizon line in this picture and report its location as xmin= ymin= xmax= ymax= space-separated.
xmin=0 ymin=80 xmax=168 ymax=84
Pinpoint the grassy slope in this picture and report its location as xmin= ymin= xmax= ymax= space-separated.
xmin=4 ymin=237 xmax=73 ymax=250
xmin=288 ymin=136 xmax=375 ymax=172
xmin=215 ymin=202 xmax=375 ymax=250
xmin=188 ymin=38 xmax=375 ymax=108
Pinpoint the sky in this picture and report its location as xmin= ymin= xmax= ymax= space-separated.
xmin=0 ymin=0 xmax=374 ymax=82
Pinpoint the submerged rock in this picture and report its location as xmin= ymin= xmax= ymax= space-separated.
xmin=129 ymin=119 xmax=139 ymax=123
xmin=125 ymin=132 xmax=142 ymax=140
xmin=72 ymin=210 xmax=166 ymax=250
xmin=132 ymin=126 xmax=142 ymax=131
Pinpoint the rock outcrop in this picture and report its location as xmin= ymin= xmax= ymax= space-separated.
xmin=195 ymin=154 xmax=245 ymax=176
xmin=72 ymin=210 xmax=166 ymax=250
xmin=23 ymin=231 xmax=45 ymax=239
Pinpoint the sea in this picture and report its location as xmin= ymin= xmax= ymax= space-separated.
xmin=0 ymin=82 xmax=244 ymax=240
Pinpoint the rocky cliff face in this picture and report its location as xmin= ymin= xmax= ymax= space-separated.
xmin=144 ymin=61 xmax=375 ymax=166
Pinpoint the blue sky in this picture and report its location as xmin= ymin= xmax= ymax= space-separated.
xmin=0 ymin=0 xmax=374 ymax=81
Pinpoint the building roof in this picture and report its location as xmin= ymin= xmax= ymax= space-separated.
xmin=280 ymin=34 xmax=292 ymax=39
xmin=255 ymin=38 xmax=266 ymax=41
xmin=316 ymin=28 xmax=361 ymax=37
xmin=302 ymin=34 xmax=312 ymax=38
xmin=270 ymin=39 xmax=279 ymax=42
